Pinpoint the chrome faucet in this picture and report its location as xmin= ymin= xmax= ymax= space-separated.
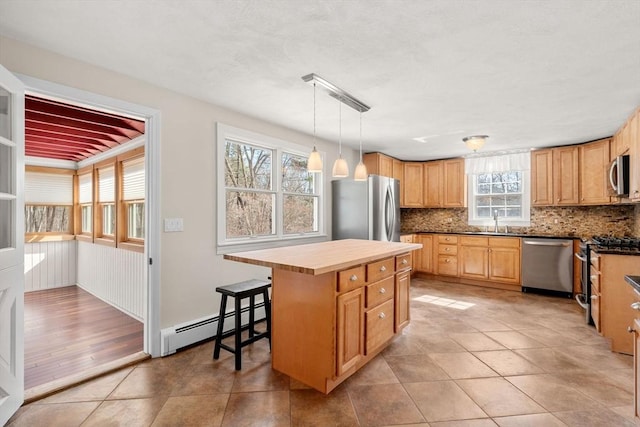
xmin=493 ymin=210 xmax=499 ymax=233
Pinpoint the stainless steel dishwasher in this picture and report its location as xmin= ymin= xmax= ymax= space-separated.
xmin=521 ymin=238 xmax=574 ymax=297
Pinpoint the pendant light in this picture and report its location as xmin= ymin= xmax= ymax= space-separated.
xmin=332 ymin=101 xmax=349 ymax=178
xmin=307 ymin=82 xmax=323 ymax=172
xmin=354 ymin=111 xmax=368 ymax=181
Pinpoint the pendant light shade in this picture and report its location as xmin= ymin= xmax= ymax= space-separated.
xmin=354 ymin=111 xmax=368 ymax=181
xmin=307 ymin=82 xmax=323 ymax=173
xmin=307 ymin=147 xmax=322 ymax=173
xmin=332 ymin=102 xmax=349 ymax=178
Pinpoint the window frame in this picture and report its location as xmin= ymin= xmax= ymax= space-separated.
xmin=24 ymin=166 xmax=75 ymax=242
xmin=117 ymin=148 xmax=145 ymax=252
xmin=94 ymin=158 xmax=117 ymax=247
xmin=216 ymin=123 xmax=325 ymax=254
xmin=75 ymin=165 xmax=94 ymax=242
xmin=467 ymin=170 xmax=531 ymax=227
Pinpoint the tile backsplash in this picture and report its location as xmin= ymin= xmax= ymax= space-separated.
xmin=401 ymin=204 xmax=638 ymax=238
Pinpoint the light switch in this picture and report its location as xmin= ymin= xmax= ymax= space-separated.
xmin=164 ymin=218 xmax=184 ymax=232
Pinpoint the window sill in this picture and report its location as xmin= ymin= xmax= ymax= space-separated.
xmin=94 ymin=237 xmax=117 ymax=248
xmin=217 ymin=234 xmax=329 ymax=255
xmin=119 ymin=241 xmax=144 ymax=253
xmin=25 ymin=234 xmax=75 ymax=243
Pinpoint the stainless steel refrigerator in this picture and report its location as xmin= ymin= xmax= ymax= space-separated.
xmin=332 ymin=175 xmax=401 ymax=242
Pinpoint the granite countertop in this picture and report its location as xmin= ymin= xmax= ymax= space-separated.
xmin=625 ymin=276 xmax=640 ymax=293
xmin=403 ymin=231 xmax=580 ymax=240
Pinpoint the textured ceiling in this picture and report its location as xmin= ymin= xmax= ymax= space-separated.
xmin=1 ymin=0 xmax=639 ymax=161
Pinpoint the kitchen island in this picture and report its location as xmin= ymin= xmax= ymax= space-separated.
xmin=224 ymin=239 xmax=422 ymax=393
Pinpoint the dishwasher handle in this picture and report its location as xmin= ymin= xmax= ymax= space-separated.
xmin=523 ymin=240 xmax=571 ymax=247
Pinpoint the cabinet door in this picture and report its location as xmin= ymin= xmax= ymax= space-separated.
xmin=363 ymin=153 xmax=393 ymax=178
xmin=336 ymin=288 xmax=364 ymax=376
xmin=459 ymin=245 xmax=488 ymax=280
xmin=579 ymin=139 xmax=611 ymax=205
xmin=394 ymin=270 xmax=411 ymax=332
xmin=443 ymin=158 xmax=465 ymax=207
xmin=630 ymin=110 xmax=640 ymax=201
xmin=531 ymin=149 xmax=553 ymax=206
xmin=553 ymin=146 xmax=579 ymax=205
xmin=403 ymin=162 xmax=424 ymax=207
xmin=424 ymin=161 xmax=443 ymax=207
xmin=393 ymin=159 xmax=404 ymax=206
xmin=365 ymin=299 xmax=394 ymax=355
xmin=379 ymin=154 xmax=393 ymax=178
xmin=416 ymin=234 xmax=433 ymax=273
xmin=436 ymin=255 xmax=458 ymax=276
xmin=488 ymin=247 xmax=521 ymax=284
xmin=634 ymin=318 xmax=640 ymax=421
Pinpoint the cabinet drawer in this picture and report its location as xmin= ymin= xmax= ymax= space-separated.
xmin=338 ymin=265 xmax=366 ymax=293
xmin=395 ymin=253 xmax=412 ymax=271
xmin=400 ymin=235 xmax=413 ymax=243
xmin=438 ymin=235 xmax=458 ymax=244
xmin=489 ymin=237 xmax=521 ymax=248
xmin=365 ymin=299 xmax=394 ymax=355
xmin=438 ymin=244 xmax=458 ymax=255
xmin=460 ymin=236 xmax=488 ymax=247
xmin=367 ymin=257 xmax=395 ymax=283
xmin=590 ymin=285 xmax=600 ymax=332
xmin=366 ymin=276 xmax=394 ymax=308
xmin=437 ymin=255 xmax=458 ymax=276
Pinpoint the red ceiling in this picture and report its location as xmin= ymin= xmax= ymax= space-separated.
xmin=25 ymin=95 xmax=145 ymax=161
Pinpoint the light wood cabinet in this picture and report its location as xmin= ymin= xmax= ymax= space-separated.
xmin=443 ymin=158 xmax=465 ymax=207
xmin=393 ymin=159 xmax=404 ymax=206
xmin=403 ymin=162 xmax=424 ymax=207
xmin=633 ymin=317 xmax=640 ymax=421
xmin=394 ymin=269 xmax=411 ymax=332
xmin=436 ymin=234 xmax=458 ymax=276
xmin=579 ymin=138 xmax=611 ymax=205
xmin=628 ymin=109 xmax=640 ymax=201
xmin=363 ymin=152 xmax=394 ymax=178
xmin=597 ymin=254 xmax=640 ymax=355
xmin=336 ymin=288 xmax=364 ymax=375
xmin=531 ymin=145 xmax=579 ymax=206
xmin=553 ymin=145 xmax=580 ymax=205
xmin=424 ymin=161 xmax=443 ymax=207
xmin=459 ymin=236 xmax=521 ymax=285
xmin=415 ymin=234 xmax=434 ymax=273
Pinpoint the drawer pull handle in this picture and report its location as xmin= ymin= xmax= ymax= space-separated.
xmin=350 ymin=275 xmax=358 ymax=282
xmin=591 ymin=295 xmax=598 ymax=300
xmin=628 ymin=326 xmax=636 ymax=334
xmin=401 ymin=259 xmax=408 ymax=265
xmin=445 ymin=259 xmax=451 ymax=263
xmin=445 ymin=247 xmax=450 ymax=251
xmin=380 ymin=266 xmax=387 ymax=272
xmin=379 ymin=288 xmax=386 ymax=294
xmin=379 ymin=312 xmax=386 ymax=319
xmin=631 ymin=302 xmax=640 ymax=311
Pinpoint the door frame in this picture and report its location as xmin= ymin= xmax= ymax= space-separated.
xmin=16 ymin=73 xmax=162 ymax=357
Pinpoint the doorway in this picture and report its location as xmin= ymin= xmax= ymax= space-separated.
xmin=17 ymin=75 xmax=161 ymax=399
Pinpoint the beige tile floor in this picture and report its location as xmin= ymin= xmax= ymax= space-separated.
xmin=8 ymin=278 xmax=637 ymax=426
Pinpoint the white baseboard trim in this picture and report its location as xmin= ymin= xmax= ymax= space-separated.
xmin=160 ymin=303 xmax=267 ymax=356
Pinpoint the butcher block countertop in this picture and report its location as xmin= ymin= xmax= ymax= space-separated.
xmin=224 ymin=239 xmax=422 ymax=275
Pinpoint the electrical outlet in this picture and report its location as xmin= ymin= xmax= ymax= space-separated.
xmin=164 ymin=218 xmax=184 ymax=232
xmin=554 ymin=219 xmax=558 ymax=224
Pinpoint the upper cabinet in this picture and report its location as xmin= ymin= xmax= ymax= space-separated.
xmin=423 ymin=161 xmax=443 ymax=207
xmin=443 ymin=158 xmax=465 ymax=207
xmin=363 ymin=152 xmax=393 ymax=178
xmin=392 ymin=159 xmax=404 ymax=207
xmin=403 ymin=162 xmax=424 ymax=207
xmin=579 ymin=138 xmax=611 ymax=205
xmin=531 ymin=149 xmax=554 ymax=206
xmin=610 ymin=106 xmax=639 ymax=202
xmin=553 ymin=145 xmax=580 ymax=205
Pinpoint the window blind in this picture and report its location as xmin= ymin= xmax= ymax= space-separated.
xmin=98 ymin=166 xmax=115 ymax=203
xmin=465 ymin=151 xmax=531 ymax=174
xmin=25 ymin=172 xmax=73 ymax=204
xmin=78 ymin=173 xmax=92 ymax=204
xmin=123 ymin=157 xmax=145 ymax=200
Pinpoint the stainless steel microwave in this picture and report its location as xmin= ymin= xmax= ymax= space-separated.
xmin=609 ymin=154 xmax=630 ymax=196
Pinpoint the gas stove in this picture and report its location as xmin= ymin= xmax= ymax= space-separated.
xmin=589 ymin=236 xmax=640 ymax=254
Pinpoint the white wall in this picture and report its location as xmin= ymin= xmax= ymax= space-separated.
xmin=24 ymin=240 xmax=76 ymax=292
xmin=77 ymin=241 xmax=145 ymax=321
xmin=0 ymin=36 xmax=358 ymax=329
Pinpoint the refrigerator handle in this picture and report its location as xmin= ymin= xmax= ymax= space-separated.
xmin=385 ymin=185 xmax=394 ymax=241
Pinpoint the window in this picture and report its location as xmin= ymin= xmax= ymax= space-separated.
xmin=466 ymin=152 xmax=531 ymax=227
xmin=96 ymin=162 xmax=116 ymax=243
xmin=217 ymin=123 xmax=323 ymax=252
xmin=24 ymin=168 xmax=73 ymax=237
xmin=77 ymin=167 xmax=93 ymax=237
xmin=121 ymin=155 xmax=145 ymax=241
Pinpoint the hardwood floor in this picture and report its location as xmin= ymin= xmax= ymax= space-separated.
xmin=24 ymin=285 xmax=144 ymax=391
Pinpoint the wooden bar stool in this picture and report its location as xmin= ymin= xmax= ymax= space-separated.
xmin=212 ymin=279 xmax=271 ymax=370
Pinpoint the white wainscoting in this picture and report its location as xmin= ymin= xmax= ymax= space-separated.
xmin=77 ymin=241 xmax=145 ymax=321
xmin=25 ymin=240 xmax=77 ymax=292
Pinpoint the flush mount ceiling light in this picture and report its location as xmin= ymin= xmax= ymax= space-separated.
xmin=302 ymin=73 xmax=370 ymax=178
xmin=463 ymin=135 xmax=489 ymax=152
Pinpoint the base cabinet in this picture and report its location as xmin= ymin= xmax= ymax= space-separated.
xmin=415 ymin=234 xmax=434 ymax=273
xmin=336 ymin=288 xmax=364 ymax=376
xmin=395 ymin=269 xmax=411 ymax=331
xmin=634 ymin=318 xmax=640 ymax=421
xmin=459 ymin=236 xmax=521 ymax=285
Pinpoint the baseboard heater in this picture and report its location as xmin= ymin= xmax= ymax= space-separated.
xmin=160 ymin=302 xmax=267 ymax=356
